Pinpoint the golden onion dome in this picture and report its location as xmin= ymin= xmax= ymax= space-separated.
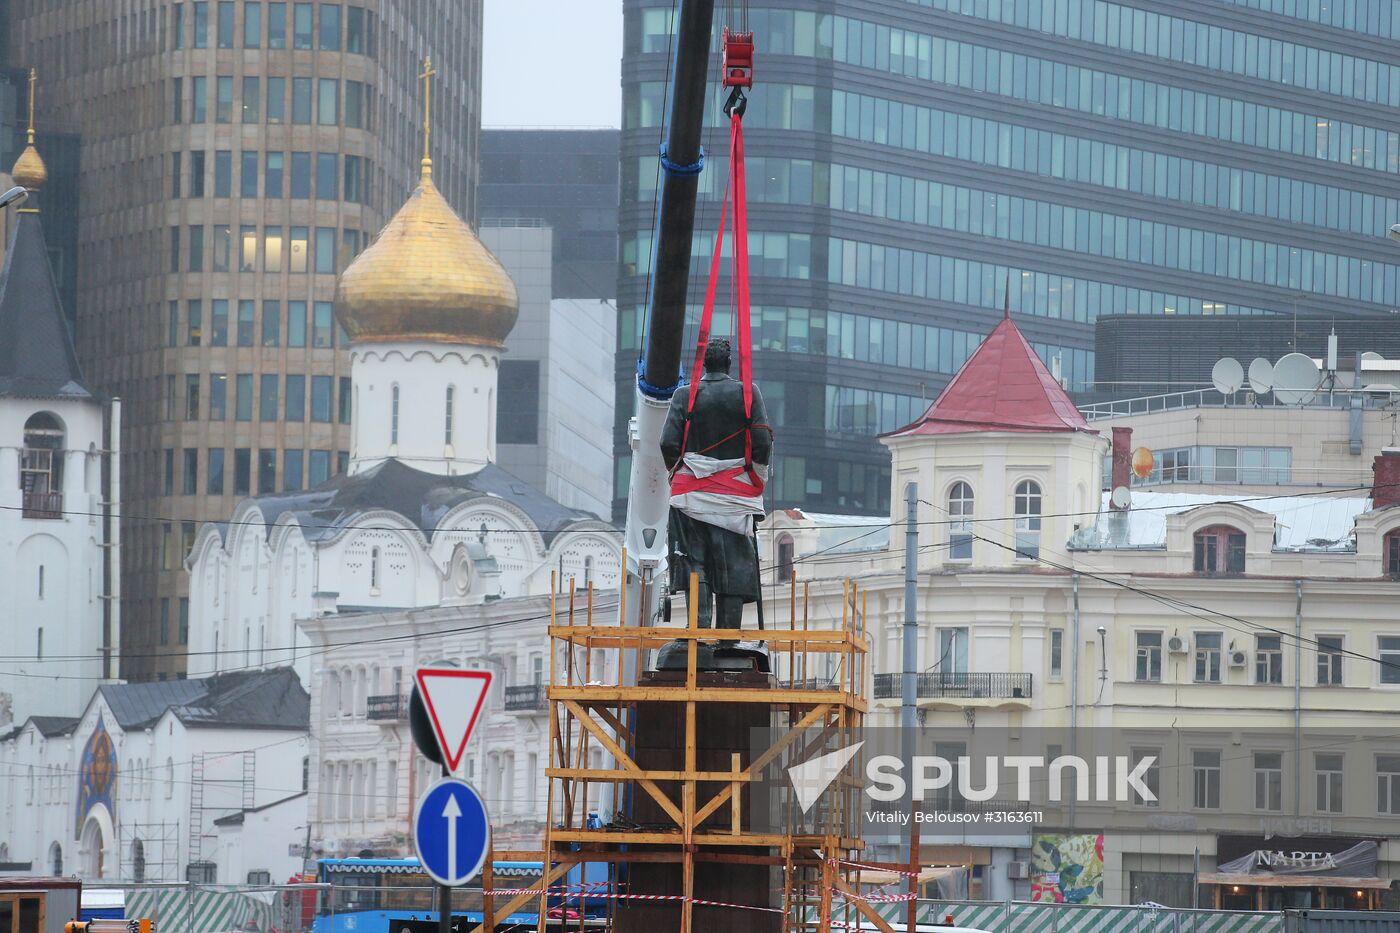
xmin=334 ymin=160 xmax=518 ymax=348
xmin=10 ymin=143 xmax=47 ymax=191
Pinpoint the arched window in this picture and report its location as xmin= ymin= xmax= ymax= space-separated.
xmin=370 ymin=546 xmax=381 ymax=592
xmin=390 ymin=385 xmax=400 ymax=445
xmin=1194 ymin=524 xmax=1246 ymax=575
xmin=1386 ymin=530 xmax=1400 ymax=578
xmin=49 ymin=842 xmax=62 ymax=876
xmin=1013 ymin=480 xmax=1042 ymax=560
xmin=948 ymin=482 xmax=974 ymax=561
xmin=776 ymin=534 xmax=795 ymax=582
xmin=131 ymin=839 xmax=146 ymax=883
xmin=444 ymin=386 xmax=455 ymax=446
xmin=21 ymin=413 xmax=65 ymax=519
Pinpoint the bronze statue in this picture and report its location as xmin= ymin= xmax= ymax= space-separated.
xmin=661 ymin=338 xmax=773 ymax=629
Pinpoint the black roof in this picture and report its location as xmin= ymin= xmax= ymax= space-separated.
xmin=0 ymin=209 xmax=92 ymax=399
xmin=30 ymin=716 xmax=78 ymax=737
xmin=97 ymin=667 xmax=308 ymax=731
xmin=212 ymin=791 xmax=308 ymax=826
xmin=247 ymin=458 xmax=607 ymax=544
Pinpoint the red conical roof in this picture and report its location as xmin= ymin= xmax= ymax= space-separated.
xmin=886 ymin=317 xmax=1091 ymax=437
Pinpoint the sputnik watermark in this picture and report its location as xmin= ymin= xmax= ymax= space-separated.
xmin=865 ymin=754 xmax=1157 ymax=804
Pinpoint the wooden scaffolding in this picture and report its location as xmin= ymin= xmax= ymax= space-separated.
xmin=476 ymin=569 xmax=902 ymax=933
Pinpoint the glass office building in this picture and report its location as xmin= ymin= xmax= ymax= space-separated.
xmin=616 ymin=0 xmax=1400 ymax=518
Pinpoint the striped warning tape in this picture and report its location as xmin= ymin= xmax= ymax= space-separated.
xmin=828 ymin=857 xmax=920 ymax=877
xmin=478 ymin=886 xmax=781 ymax=913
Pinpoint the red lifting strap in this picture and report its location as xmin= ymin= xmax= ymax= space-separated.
xmin=672 ymin=106 xmax=763 ymax=498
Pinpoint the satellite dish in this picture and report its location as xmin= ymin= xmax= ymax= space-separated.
xmin=1110 ymin=487 xmax=1131 ymax=509
xmin=1272 ymin=352 xmax=1321 ymax=405
xmin=1360 ymin=352 xmax=1387 ymax=391
xmin=1247 ymin=358 xmax=1274 ymax=395
xmin=1211 ymin=358 xmax=1244 ymax=396
xmin=1131 ymin=447 xmax=1154 ymax=480
xmin=1362 ymin=351 xmax=1386 ymax=364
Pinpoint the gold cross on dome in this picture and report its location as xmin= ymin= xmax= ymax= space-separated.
xmin=26 ymin=67 xmax=37 ymax=144
xmin=419 ymin=56 xmax=437 ymax=169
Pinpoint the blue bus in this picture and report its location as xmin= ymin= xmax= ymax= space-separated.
xmin=312 ymin=858 xmax=607 ymax=933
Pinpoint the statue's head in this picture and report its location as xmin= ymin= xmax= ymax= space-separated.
xmin=703 ymin=337 xmax=732 ymax=374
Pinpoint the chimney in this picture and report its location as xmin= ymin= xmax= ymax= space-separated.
xmin=1110 ymin=427 xmax=1133 ymax=510
xmin=1374 ymin=449 xmax=1400 ymax=510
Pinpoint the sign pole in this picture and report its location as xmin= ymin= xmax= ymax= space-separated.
xmin=438 ymin=762 xmax=452 ymax=933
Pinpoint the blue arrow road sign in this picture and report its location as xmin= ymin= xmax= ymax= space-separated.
xmin=413 ymin=778 xmax=490 ymax=886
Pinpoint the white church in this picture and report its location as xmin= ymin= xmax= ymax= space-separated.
xmin=185 ymin=119 xmax=621 ymax=856
xmin=0 ymin=105 xmax=119 ymax=730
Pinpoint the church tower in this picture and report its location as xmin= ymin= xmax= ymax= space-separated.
xmin=335 ymin=59 xmax=518 ymax=476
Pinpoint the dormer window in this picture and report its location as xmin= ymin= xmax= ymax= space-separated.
xmin=948 ymin=482 xmax=973 ymax=561
xmin=1193 ymin=525 xmax=1245 ymax=575
xmin=1386 ymin=530 xmax=1400 ymax=579
xmin=1013 ymin=480 xmax=1041 ymax=560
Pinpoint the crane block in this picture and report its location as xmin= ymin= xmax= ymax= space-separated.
xmin=722 ymin=28 xmax=754 ymax=87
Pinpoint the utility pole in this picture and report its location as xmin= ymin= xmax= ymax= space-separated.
xmin=902 ymin=483 xmax=920 ymax=928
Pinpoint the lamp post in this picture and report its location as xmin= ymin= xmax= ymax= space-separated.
xmin=1 ymin=186 xmax=28 ymax=209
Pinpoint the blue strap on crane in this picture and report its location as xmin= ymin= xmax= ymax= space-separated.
xmin=636 ymin=357 xmax=682 ymax=399
xmin=659 ymin=143 xmax=705 ymax=176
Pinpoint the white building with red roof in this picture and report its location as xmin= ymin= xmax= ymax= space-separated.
xmin=756 ymin=312 xmax=1400 ymax=909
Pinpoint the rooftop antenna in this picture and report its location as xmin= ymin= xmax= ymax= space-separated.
xmin=1211 ymin=358 xmax=1244 ymax=401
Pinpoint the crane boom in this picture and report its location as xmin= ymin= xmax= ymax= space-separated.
xmin=621 ymin=0 xmax=718 ymax=641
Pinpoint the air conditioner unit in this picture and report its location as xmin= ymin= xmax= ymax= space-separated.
xmin=1229 ymin=650 xmax=1249 ymax=668
xmin=1167 ymin=636 xmax=1187 ymax=654
xmin=1006 ymin=861 xmax=1030 ymax=879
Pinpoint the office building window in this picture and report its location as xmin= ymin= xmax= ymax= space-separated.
xmin=209 ymin=299 xmax=228 ymax=346
xmin=160 ymin=599 xmax=171 ymax=644
xmin=173 ymin=3 xmax=185 ymax=48
xmin=186 ymin=299 xmax=202 ymax=346
xmin=170 ymin=227 xmax=181 ymax=273
xmin=185 ymin=374 xmax=201 ymax=420
xmin=285 ymin=449 xmax=304 ymax=492
xmin=344 ymin=80 xmax=364 ymax=128
xmin=1254 ymin=752 xmax=1283 ymax=811
xmin=262 ymin=301 xmax=281 ymax=346
xmin=292 ymin=78 xmax=312 ymax=123
xmin=309 ymin=449 xmax=331 ymax=486
xmin=311 ymin=376 xmax=332 ymax=422
xmin=1192 ymin=750 xmax=1220 ymax=810
xmin=188 ymin=225 xmax=204 ymax=271
xmin=234 ymin=448 xmax=251 ymax=495
xmin=209 ymin=374 xmax=227 ymax=420
xmin=339 ymin=376 xmax=352 ymax=424
xmin=1194 ymin=633 xmax=1222 ymax=683
xmin=268 ymin=1 xmax=287 ymax=47
xmin=244 ymin=1 xmax=262 ymax=47
xmin=1256 ymin=635 xmax=1284 ymax=684
xmin=191 ymin=76 xmax=207 ymax=122
xmin=337 ymin=451 xmax=349 ymax=475
xmin=171 ymin=151 xmax=182 ymax=198
xmin=319 ymin=4 xmax=341 ymax=49
xmin=163 ymin=453 xmax=174 ymax=497
xmin=293 ymin=2 xmax=313 ymax=48
xmin=216 ymin=1 xmax=234 ymax=46
xmin=237 ymin=300 xmax=255 ymax=346
xmin=290 ymin=152 xmax=311 ymax=197
xmin=168 ymin=302 xmax=179 ymax=347
xmin=240 ymin=151 xmax=258 ymax=198
xmin=172 ymin=76 xmax=184 ymax=123
xmin=242 ymin=76 xmax=260 ymax=123
xmin=315 ymin=227 xmax=336 ymax=273
xmin=214 ymin=150 xmax=232 ymax=197
xmin=346 ymin=6 xmax=366 ymax=52
xmin=290 ymin=227 xmax=309 ymax=273
xmin=312 ymin=302 xmax=334 ymax=347
xmin=240 ymin=225 xmax=257 ymax=271
xmin=258 ymin=449 xmax=277 ymax=494
xmin=193 ymin=1 xmax=209 ymax=47
xmin=265 ymin=226 xmax=283 ymax=272
xmin=1135 ymin=632 xmax=1162 ymax=682
xmin=215 ymin=76 xmax=233 ymax=123
xmin=343 ymin=155 xmax=365 ymax=203
xmin=318 ymin=79 xmax=339 ymax=125
xmin=190 ymin=150 xmax=206 ymax=196
xmin=260 ymin=375 xmax=279 ymax=422
xmin=207 ymin=447 xmax=226 ymax=495
xmin=213 ymin=225 xmax=231 ymax=273
xmin=285 ymin=375 xmax=305 ymax=421
xmin=288 ymin=301 xmax=307 ymax=347
xmin=182 ymin=449 xmax=199 ymax=495
xmin=316 ymin=153 xmax=337 ymax=199
xmin=265 ymin=152 xmax=284 ymax=197
xmin=235 ymin=374 xmax=253 ymax=421
xmin=267 ymin=76 xmax=286 ymax=123
xmin=178 ymin=598 xmax=189 ymax=645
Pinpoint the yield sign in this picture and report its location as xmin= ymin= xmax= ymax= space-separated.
xmin=415 ymin=668 xmax=493 ymax=772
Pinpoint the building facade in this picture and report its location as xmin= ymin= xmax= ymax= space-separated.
xmin=756 ymin=314 xmax=1400 ymax=907
xmin=0 ymin=132 xmax=119 ymax=729
xmin=4 ymin=0 xmax=484 ymax=681
xmin=616 ymin=0 xmax=1400 ymax=520
xmin=0 ymin=668 xmax=309 ymax=885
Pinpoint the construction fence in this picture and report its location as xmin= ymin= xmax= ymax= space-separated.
xmin=851 ymin=899 xmax=1284 ymax=933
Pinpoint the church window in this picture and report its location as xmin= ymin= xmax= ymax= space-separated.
xmin=390 ymin=385 xmax=400 ymax=445
xmin=38 ymin=566 xmax=44 ymax=599
xmin=166 ymin=758 xmax=174 ymax=798
xmin=445 ymin=386 xmax=455 ymax=445
xmin=370 ymin=546 xmax=381 ymax=592
xmin=948 ymin=482 xmax=974 ymax=561
xmin=1014 ymin=480 xmax=1042 ymax=560
xmin=50 ymin=842 xmax=62 ymax=876
xmin=36 ymin=628 xmax=42 ymax=660
xmin=21 ymin=413 xmax=65 ymax=519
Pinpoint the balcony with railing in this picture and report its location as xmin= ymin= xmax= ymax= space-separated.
xmin=365 ymin=694 xmax=407 ymax=721
xmin=873 ymin=672 xmax=1033 ymax=708
xmin=21 ymin=490 xmax=63 ymax=520
xmin=504 ymin=683 xmax=547 ymax=713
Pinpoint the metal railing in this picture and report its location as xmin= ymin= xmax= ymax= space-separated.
xmin=22 ymin=490 xmax=63 ymax=519
xmin=873 ymin=672 xmax=1033 ymax=700
xmin=504 ymin=683 xmax=547 ymax=712
xmin=365 ymin=694 xmax=407 ymax=721
xmin=1079 ymin=385 xmax=1400 ymax=421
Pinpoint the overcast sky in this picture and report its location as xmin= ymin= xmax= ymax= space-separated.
xmin=482 ymin=0 xmax=624 ymax=128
